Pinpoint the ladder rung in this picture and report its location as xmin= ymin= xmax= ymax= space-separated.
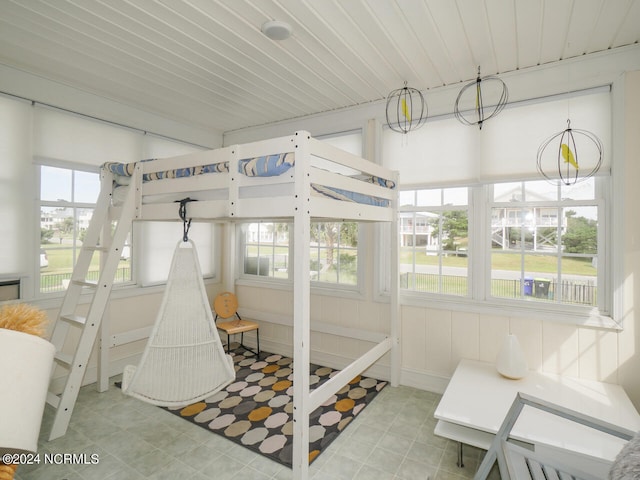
xmin=46 ymin=391 xmax=61 ymax=409
xmin=54 ymin=352 xmax=73 ymax=367
xmin=60 ymin=314 xmax=87 ymax=326
xmin=71 ymin=280 xmax=98 ymax=288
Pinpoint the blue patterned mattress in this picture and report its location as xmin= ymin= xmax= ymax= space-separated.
xmin=103 ymin=153 xmax=394 ymax=207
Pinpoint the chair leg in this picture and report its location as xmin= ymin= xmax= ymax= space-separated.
xmin=236 ymin=330 xmax=259 ymax=357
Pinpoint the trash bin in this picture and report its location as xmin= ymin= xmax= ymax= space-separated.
xmin=534 ymin=278 xmax=551 ymax=298
xmin=523 ymin=277 xmax=533 ymax=296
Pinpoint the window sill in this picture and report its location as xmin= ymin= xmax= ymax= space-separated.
xmin=235 ymin=276 xmax=365 ymax=300
xmin=31 ymin=277 xmax=221 ymax=310
xmin=398 ymin=291 xmax=622 ymax=331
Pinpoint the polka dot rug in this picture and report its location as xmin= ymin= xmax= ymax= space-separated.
xmin=163 ymin=348 xmax=387 ymax=467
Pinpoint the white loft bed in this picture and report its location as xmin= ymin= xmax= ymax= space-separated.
xmin=102 ymin=131 xmax=400 ymax=479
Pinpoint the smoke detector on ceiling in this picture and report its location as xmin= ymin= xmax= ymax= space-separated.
xmin=261 ymin=20 xmax=292 ymax=41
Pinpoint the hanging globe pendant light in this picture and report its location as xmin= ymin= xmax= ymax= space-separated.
xmin=385 ymin=81 xmax=428 ymax=134
xmin=536 ymin=119 xmax=603 ymax=186
xmin=454 ymin=66 xmax=508 ymax=129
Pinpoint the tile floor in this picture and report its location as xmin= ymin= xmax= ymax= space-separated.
xmin=15 ymin=378 xmax=500 ymax=480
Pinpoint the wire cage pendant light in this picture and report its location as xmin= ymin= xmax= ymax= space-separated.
xmin=536 ymin=119 xmax=603 ymax=186
xmin=454 ymin=66 xmax=508 ymax=129
xmin=385 ymin=81 xmax=428 ymax=134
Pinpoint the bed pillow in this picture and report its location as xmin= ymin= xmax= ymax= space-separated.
xmin=238 ymin=153 xmax=294 ymax=177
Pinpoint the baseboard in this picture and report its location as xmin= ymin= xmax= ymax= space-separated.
xmin=50 ymin=341 xmax=450 ymax=398
xmin=400 ymin=367 xmax=450 ymax=395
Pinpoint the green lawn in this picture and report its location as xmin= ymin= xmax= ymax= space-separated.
xmin=41 ymin=241 xmax=595 ymax=281
xmin=400 ymin=248 xmax=596 ymax=276
xmin=40 ymin=243 xmax=130 ymax=274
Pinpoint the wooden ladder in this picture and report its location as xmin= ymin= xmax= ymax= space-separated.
xmin=47 ymin=167 xmax=139 ymax=440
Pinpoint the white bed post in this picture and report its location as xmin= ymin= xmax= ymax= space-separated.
xmin=227 ymin=146 xmax=239 ymax=293
xmin=390 ymin=170 xmax=401 ymax=387
xmin=292 ymin=131 xmax=312 ymax=479
xmin=225 ymin=222 xmax=236 ymax=293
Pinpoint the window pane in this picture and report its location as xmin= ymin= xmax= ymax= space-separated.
xmin=561 ymin=177 xmax=595 ymax=200
xmin=416 ymin=189 xmax=440 ymax=206
xmin=399 ymin=190 xmax=415 ymax=207
xmin=494 ymin=182 xmax=521 ymax=202
xmin=524 ymin=180 xmax=558 ymax=201
xmin=399 ymin=196 xmax=469 ymax=297
xmin=242 ymin=222 xmax=289 ymax=279
xmin=562 ymin=207 xmax=598 ymax=255
xmin=560 ymin=255 xmax=597 ymax=306
xmin=443 ymin=188 xmax=468 ymax=206
xmin=311 ymin=222 xmax=358 ymax=286
xmin=74 ymin=170 xmax=100 ymax=203
xmin=41 ymin=166 xmax=71 ymax=202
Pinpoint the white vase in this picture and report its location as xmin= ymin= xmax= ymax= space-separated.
xmin=496 ymin=333 xmax=528 ymax=380
xmin=0 ymin=328 xmax=55 ymax=454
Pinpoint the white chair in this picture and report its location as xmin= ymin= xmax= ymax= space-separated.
xmin=474 ymin=392 xmax=636 ymax=480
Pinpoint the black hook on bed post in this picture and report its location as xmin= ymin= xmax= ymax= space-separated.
xmin=177 ymin=197 xmax=196 ymax=242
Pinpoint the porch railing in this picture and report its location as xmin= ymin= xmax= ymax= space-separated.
xmin=40 ymin=267 xmax=131 ymax=293
xmin=400 ymin=272 xmax=596 ymax=306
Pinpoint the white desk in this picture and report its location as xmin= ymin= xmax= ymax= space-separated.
xmin=434 ymin=359 xmax=640 ymax=470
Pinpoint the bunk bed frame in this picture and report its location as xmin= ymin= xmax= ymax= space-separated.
xmin=48 ymin=131 xmax=399 ymax=479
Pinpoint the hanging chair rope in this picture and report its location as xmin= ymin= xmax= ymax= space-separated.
xmin=177 ymin=197 xmax=196 ymax=242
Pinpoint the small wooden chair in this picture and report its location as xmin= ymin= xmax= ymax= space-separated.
xmin=213 ymin=291 xmax=260 ymax=357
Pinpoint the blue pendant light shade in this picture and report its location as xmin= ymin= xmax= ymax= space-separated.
xmin=536 ymin=119 xmax=603 ymax=186
xmin=385 ymin=82 xmax=428 ymax=134
xmin=454 ymin=67 xmax=508 ymax=130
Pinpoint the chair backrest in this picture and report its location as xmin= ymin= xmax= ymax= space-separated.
xmin=213 ymin=291 xmax=239 ymax=321
xmin=474 ymin=392 xmax=635 ymax=480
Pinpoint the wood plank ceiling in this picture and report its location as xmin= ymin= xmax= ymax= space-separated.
xmin=0 ymin=0 xmax=638 ymax=134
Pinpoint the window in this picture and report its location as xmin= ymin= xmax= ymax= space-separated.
xmin=239 ymin=221 xmax=359 ymax=287
xmin=241 ymin=222 xmax=290 ymax=279
xmin=398 ymin=177 xmax=607 ymax=316
xmin=490 ymin=179 xmax=600 ymax=308
xmin=38 ymin=164 xmax=126 ymax=293
xmin=399 ymin=188 xmax=469 ymax=295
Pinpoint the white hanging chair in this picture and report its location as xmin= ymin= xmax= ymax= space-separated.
xmin=122 ymin=239 xmax=236 ymax=407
